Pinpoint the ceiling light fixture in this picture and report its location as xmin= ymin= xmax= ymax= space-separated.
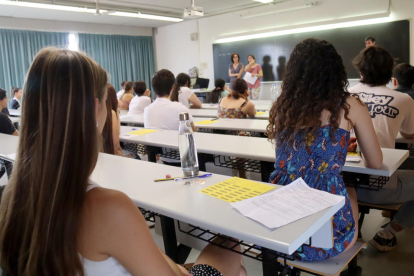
xmin=242 ymin=2 xmax=314 ymax=19
xmin=253 ymin=0 xmax=274 ymax=3
xmin=109 ymin=11 xmax=183 ymax=22
xmin=0 ymin=0 xmax=183 ymax=22
xmin=216 ymin=15 xmax=391 ymax=43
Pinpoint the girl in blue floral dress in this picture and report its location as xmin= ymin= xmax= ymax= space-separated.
xmin=267 ymin=39 xmax=383 ymax=262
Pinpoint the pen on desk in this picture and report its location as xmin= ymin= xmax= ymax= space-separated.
xmin=174 ymin=174 xmax=212 ymax=181
xmin=154 ymin=176 xmax=180 ymax=182
xmin=211 ymin=118 xmax=218 ymax=121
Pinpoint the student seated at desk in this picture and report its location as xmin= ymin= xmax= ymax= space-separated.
xmin=267 ymin=38 xmax=382 ymax=261
xmin=145 ymin=69 xmax=197 ymax=132
xmin=0 ymin=48 xmax=245 ymax=276
xmin=0 ymin=89 xmax=18 ymax=136
xmin=10 ymin=87 xmax=22 ymax=110
xmin=116 ymin=80 xmax=127 ymax=99
xmin=170 ymin=73 xmax=202 ymax=109
xmin=218 ymin=79 xmax=256 ymax=118
xmin=392 ymin=63 xmax=414 ymax=100
xmin=102 ymin=84 xmax=123 ymax=156
xmin=350 ymin=46 xmax=414 ymax=252
xmin=128 ymin=81 xmax=151 ymax=115
xmin=207 ymin=78 xmax=231 ymax=104
xmin=118 ymin=81 xmax=134 ymax=111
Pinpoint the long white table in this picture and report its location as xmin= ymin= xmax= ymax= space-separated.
xmin=10 ymin=117 xmax=20 ymax=124
xmin=194 ymin=117 xmax=268 ymax=133
xmin=189 ymin=109 xmax=270 ymax=120
xmin=120 ymin=114 xmax=144 ymax=124
xmin=201 ymin=103 xmax=271 ymax=111
xmin=0 ymin=133 xmax=343 ymax=266
xmin=120 ymin=127 xmax=408 ymax=177
xmin=8 ymin=109 xmax=21 ymax=117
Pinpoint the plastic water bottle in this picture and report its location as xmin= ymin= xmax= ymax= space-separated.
xmin=270 ymin=84 xmax=279 ymax=104
xmin=178 ymin=112 xmax=199 ymax=177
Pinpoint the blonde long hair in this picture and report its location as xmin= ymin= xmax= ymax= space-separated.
xmin=0 ymin=48 xmax=107 ymax=275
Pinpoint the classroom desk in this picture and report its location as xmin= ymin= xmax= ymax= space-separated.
xmin=119 ymin=127 xmax=408 ymax=178
xmin=395 ymin=134 xmax=414 ymax=145
xmin=0 ymin=133 xmax=344 ymax=275
xmin=10 ymin=117 xmax=20 ymax=124
xmin=201 ymin=103 xmax=271 ymax=111
xmin=120 ymin=114 xmax=144 ymax=125
xmin=194 ymin=117 xmax=267 ymax=133
xmin=8 ymin=109 xmax=21 ymax=117
xmin=190 ymin=109 xmax=270 ymax=120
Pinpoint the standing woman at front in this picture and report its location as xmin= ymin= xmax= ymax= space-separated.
xmin=244 ymin=55 xmax=263 ymax=100
xmin=229 ymin=53 xmax=244 ymax=90
xmin=10 ymin=87 xmax=22 ymax=109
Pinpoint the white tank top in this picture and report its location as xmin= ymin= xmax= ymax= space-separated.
xmin=82 ymin=182 xmax=132 ymax=276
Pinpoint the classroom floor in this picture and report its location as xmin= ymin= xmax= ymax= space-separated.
xmin=150 ymin=209 xmax=414 ymax=276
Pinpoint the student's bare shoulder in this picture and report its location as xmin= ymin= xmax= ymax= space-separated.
xmin=85 ymin=187 xmax=138 ymax=221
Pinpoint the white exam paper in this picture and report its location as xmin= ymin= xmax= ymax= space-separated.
xmin=230 ymin=178 xmax=344 ymax=229
xmin=243 ymin=72 xmax=258 ymax=85
xmin=345 ymin=156 xmax=362 ymax=163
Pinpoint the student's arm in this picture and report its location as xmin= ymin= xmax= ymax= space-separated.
xmin=191 ymin=122 xmax=197 ymax=132
xmin=256 ymin=69 xmax=264 ymax=78
xmin=243 ymin=101 xmax=257 ymax=118
xmin=399 ymin=97 xmax=414 ymax=139
xmin=347 ymin=96 xmax=383 ymax=169
xmin=12 ymin=130 xmax=18 ymax=136
xmin=228 ymin=68 xmax=237 ymax=78
xmin=94 ymin=190 xmax=186 ymax=276
xmin=400 ymin=131 xmax=414 ymax=139
xmin=237 ymin=65 xmax=244 ymax=78
xmin=188 ymin=93 xmax=202 ymax=109
xmin=111 ymin=111 xmax=123 ymax=156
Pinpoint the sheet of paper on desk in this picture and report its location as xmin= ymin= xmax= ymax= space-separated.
xmin=120 ymin=129 xmax=158 ymax=138
xmin=230 ymin=178 xmax=344 ymax=229
xmin=256 ymin=112 xmax=266 ymax=115
xmin=195 ymin=120 xmax=219 ymax=125
xmin=346 ymin=153 xmax=362 ymax=163
xmin=243 ymin=72 xmax=258 ymax=85
xmin=199 ymin=177 xmax=275 ymax=203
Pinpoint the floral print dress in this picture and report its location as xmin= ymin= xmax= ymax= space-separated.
xmin=269 ymin=125 xmax=355 ymax=262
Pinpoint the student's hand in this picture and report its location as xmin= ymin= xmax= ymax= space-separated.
xmin=347 ymin=137 xmax=358 ymax=152
xmin=145 ymin=89 xmax=151 ymax=96
xmin=251 ymin=74 xmax=256 ymax=77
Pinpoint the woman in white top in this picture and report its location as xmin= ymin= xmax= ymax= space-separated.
xmin=128 ymin=81 xmax=152 ymax=115
xmin=170 ymin=73 xmax=202 ymax=109
xmin=0 ymin=48 xmax=246 ymax=276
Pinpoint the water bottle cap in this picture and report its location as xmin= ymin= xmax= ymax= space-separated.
xmin=179 ymin=112 xmax=190 ymax=121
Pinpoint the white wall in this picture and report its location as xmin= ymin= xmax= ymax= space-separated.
xmin=154 ymin=19 xmax=199 ymax=74
xmin=155 ymin=0 xmax=414 ymax=89
xmin=0 ymin=16 xmax=153 ymax=36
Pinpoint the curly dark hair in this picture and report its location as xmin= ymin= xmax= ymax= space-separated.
xmin=267 ymin=38 xmax=352 ymax=145
xmin=353 ymin=46 xmax=394 ymax=87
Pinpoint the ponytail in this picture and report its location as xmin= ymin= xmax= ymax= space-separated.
xmin=121 ymin=82 xmax=133 ymax=99
xmin=10 ymin=87 xmax=21 ymax=98
xmin=207 ymin=78 xmax=225 ymax=103
xmin=171 ymin=73 xmax=191 ymax=102
xmin=229 ymin=79 xmax=248 ymax=100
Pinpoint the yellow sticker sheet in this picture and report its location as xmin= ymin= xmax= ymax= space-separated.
xmin=195 ymin=120 xmax=219 ymax=125
xmin=199 ymin=177 xmax=275 ymax=203
xmin=256 ymin=112 xmax=266 ymax=115
xmin=347 ymin=152 xmax=359 ymax=156
xmin=127 ymin=129 xmax=158 ymax=136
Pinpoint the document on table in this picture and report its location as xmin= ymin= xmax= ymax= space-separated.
xmin=120 ymin=129 xmax=158 ymax=138
xmin=243 ymin=72 xmax=258 ymax=85
xmin=346 ymin=152 xmax=362 ymax=163
xmin=231 ymin=178 xmax=344 ymax=229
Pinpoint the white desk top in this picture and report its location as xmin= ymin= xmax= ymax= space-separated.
xmin=0 ymin=134 xmax=19 ymax=157
xmin=120 ymin=114 xmax=144 ymax=124
xmin=8 ymin=109 xmax=21 ymax=117
xmin=0 ymin=132 xmax=341 ymax=255
xmin=189 ymin=109 xmax=269 ymax=120
xmin=194 ymin=117 xmax=267 ymax=133
xmin=395 ymin=134 xmax=414 ymax=145
xmin=10 ymin=117 xmax=20 ymax=124
xmin=201 ymin=103 xmax=271 ymax=111
xmin=251 ymin=100 xmax=272 ymax=105
xmin=120 ymin=127 xmax=408 ymax=177
xmin=191 ymin=89 xmax=211 ymax=94
xmin=91 ymin=153 xmax=343 ymax=254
